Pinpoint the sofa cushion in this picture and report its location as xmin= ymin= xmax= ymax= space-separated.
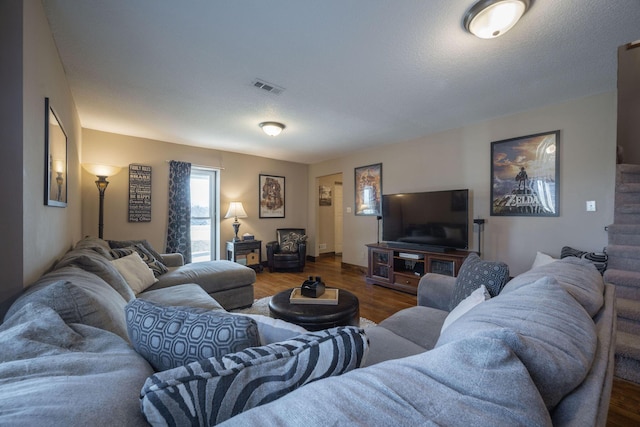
xmin=138 ymin=283 xmax=225 ymax=311
xmin=0 ymin=303 xmax=153 ymax=427
xmin=54 ymin=247 xmax=135 ymax=302
xmin=378 ymin=305 xmax=448 ymax=350
xmin=441 ymin=284 xmax=489 ymax=333
xmin=449 ymin=253 xmax=509 ymax=310
xmin=110 ymin=252 xmax=157 ymax=294
xmin=4 ymin=267 xmax=129 ymax=341
xmin=502 ymin=256 xmax=604 ymax=317
xmin=125 ymin=299 xmax=259 ymax=372
xmin=140 ymin=326 xmax=368 ymax=425
xmin=110 ymin=243 xmax=169 ymax=277
xmin=222 ymin=335 xmax=551 ymax=427
xmin=436 ymin=276 xmax=597 ymax=410
xmin=148 ymin=260 xmax=256 ymax=294
xmin=73 ymin=236 xmax=114 ymax=259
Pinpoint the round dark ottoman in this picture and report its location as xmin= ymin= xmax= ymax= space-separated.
xmin=268 ymin=288 xmax=360 ymax=331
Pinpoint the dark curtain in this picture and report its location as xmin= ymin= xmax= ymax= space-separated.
xmin=166 ymin=160 xmax=192 ymax=263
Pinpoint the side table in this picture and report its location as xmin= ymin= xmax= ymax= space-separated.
xmin=226 ymin=240 xmax=263 ymax=272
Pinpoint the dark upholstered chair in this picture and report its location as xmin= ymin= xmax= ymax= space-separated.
xmin=266 ymin=228 xmax=307 ymax=272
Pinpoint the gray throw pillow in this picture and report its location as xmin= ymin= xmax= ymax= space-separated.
xmin=125 ymin=299 xmax=259 ymax=372
xmin=108 ymin=239 xmax=165 ymax=264
xmin=449 ymin=253 xmax=509 ymax=311
xmin=561 ymin=245 xmax=608 ymax=274
xmin=110 ymin=243 xmax=168 ymax=277
xmin=140 ymin=326 xmax=368 ymax=425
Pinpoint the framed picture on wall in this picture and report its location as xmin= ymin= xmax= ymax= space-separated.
xmin=44 ymin=97 xmax=68 ymax=207
xmin=490 ymin=130 xmax=560 ymax=216
xmin=319 ymin=185 xmax=332 ymax=206
xmin=259 ymin=174 xmax=285 ymax=218
xmin=354 ymin=163 xmax=382 ymax=216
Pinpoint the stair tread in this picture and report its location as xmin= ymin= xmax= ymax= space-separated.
xmin=617 ymin=298 xmax=640 ymax=320
xmin=617 ymin=331 xmax=640 ymax=359
xmin=618 ymin=163 xmax=640 ymax=174
xmin=607 ymin=223 xmax=640 ymax=234
xmin=604 ymin=268 xmax=640 ymax=288
xmin=617 ymin=204 xmax=640 ymax=213
xmin=618 ymin=183 xmax=640 ymax=192
xmin=606 ymin=244 xmax=640 ymax=256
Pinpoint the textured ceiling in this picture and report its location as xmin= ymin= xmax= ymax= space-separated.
xmin=42 ymin=0 xmax=640 ymax=164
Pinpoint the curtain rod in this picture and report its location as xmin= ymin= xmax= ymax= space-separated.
xmin=165 ymin=160 xmax=224 ymax=171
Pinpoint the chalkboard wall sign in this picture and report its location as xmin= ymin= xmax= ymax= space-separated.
xmin=128 ymin=164 xmax=152 ymax=222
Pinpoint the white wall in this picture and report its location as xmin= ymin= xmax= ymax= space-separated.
xmin=309 ymin=92 xmax=616 ymax=275
xmin=82 ymin=129 xmax=308 ymax=261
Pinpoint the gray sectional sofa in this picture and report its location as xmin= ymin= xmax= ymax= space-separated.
xmin=0 ymin=240 xmax=615 ymax=426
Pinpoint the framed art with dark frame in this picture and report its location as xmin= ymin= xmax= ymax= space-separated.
xmin=354 ymin=163 xmax=382 ymax=216
xmin=490 ymin=130 xmax=560 ymax=217
xmin=44 ymin=97 xmax=68 ymax=207
xmin=259 ymin=174 xmax=285 ymax=218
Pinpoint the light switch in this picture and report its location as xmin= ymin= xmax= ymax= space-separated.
xmin=346 ymin=207 xmax=352 ymax=213
xmin=586 ymin=201 xmax=596 ymax=212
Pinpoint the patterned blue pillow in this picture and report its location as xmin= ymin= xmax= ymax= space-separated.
xmin=125 ymin=299 xmax=259 ymax=372
xmin=449 ymin=253 xmax=509 ymax=311
xmin=140 ymin=326 xmax=368 ymax=425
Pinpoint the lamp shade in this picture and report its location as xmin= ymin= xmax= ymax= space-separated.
xmin=259 ymin=122 xmax=285 ymax=137
xmin=82 ymin=163 xmax=122 ymax=178
xmin=464 ymin=0 xmax=529 ymax=39
xmin=224 ymin=202 xmax=248 ymax=219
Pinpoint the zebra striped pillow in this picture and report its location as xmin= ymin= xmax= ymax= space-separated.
xmin=140 ymin=326 xmax=368 ymax=425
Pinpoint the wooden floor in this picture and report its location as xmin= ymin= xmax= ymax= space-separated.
xmin=255 ymin=255 xmax=640 ymax=426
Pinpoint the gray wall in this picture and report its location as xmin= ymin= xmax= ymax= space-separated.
xmin=309 ymin=92 xmax=616 ymax=276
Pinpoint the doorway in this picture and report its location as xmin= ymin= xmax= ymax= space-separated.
xmin=317 ymin=173 xmax=343 ymax=257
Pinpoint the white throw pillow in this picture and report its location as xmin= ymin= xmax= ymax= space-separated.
xmin=441 ymin=285 xmax=489 ymax=333
xmin=110 ymin=252 xmax=157 ymax=294
xmin=531 ymin=251 xmax=557 ymax=270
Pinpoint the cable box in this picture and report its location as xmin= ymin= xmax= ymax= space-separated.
xmin=398 ymin=253 xmax=423 ymax=260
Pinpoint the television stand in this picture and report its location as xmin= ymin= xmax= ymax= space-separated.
xmin=365 ymin=243 xmax=472 ymax=295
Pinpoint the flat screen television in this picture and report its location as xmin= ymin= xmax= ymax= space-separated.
xmin=382 ymin=189 xmax=469 ymax=251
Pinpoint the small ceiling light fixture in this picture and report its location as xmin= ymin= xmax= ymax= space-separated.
xmin=259 ymin=121 xmax=285 ymax=137
xmin=464 ymin=0 xmax=530 ymax=39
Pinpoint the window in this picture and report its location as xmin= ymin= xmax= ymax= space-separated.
xmin=190 ymin=168 xmax=219 ymax=262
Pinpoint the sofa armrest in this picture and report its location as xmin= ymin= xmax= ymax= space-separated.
xmin=417 ymin=273 xmax=456 ymax=311
xmin=161 ymin=253 xmax=184 ymax=268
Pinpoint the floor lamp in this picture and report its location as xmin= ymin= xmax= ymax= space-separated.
xmin=83 ymin=164 xmax=122 ymax=239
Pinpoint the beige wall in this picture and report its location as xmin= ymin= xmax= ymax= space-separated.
xmin=82 ymin=129 xmax=308 ymax=262
xmin=1 ymin=0 xmax=82 ymax=315
xmin=309 ymin=92 xmax=617 ymax=276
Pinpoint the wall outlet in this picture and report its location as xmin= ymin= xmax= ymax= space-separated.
xmin=586 ymin=201 xmax=596 ymax=212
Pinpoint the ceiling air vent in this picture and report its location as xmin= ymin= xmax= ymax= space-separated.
xmin=252 ymin=79 xmax=284 ymax=95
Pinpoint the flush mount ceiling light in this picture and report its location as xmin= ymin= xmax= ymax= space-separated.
xmin=259 ymin=121 xmax=285 ymax=136
xmin=464 ymin=0 xmax=530 ymax=39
